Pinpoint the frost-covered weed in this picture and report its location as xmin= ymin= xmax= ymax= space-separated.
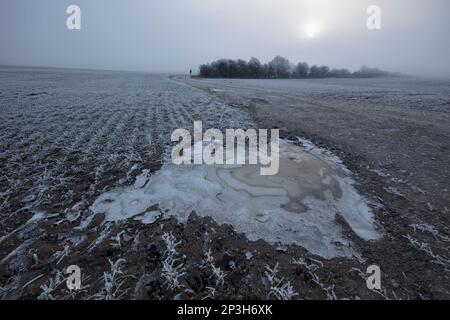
xmin=202 ymin=286 xmax=217 ymax=300
xmin=52 ymin=244 xmax=70 ymax=265
xmin=161 ymin=232 xmax=185 ymax=290
xmin=93 ymin=258 xmax=129 ymax=300
xmin=264 ymin=263 xmax=298 ymax=300
xmin=38 ymin=271 xmax=64 ymax=300
xmin=204 ymin=249 xmax=225 ymax=287
xmin=292 ymin=257 xmax=336 ymax=300
xmin=404 ymin=234 xmax=450 ymax=271
xmin=111 ymin=231 xmax=126 ymax=248
xmin=410 ymin=224 xmax=450 ymax=242
xmin=350 ymin=267 xmax=396 ymax=300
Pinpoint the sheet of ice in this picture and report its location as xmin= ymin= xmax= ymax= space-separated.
xmin=90 ymin=139 xmax=381 ymax=259
xmin=134 ymin=210 xmax=161 ymax=224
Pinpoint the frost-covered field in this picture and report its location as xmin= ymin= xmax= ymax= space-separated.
xmin=1 ymin=67 xmax=449 ymax=300
xmin=192 ymin=76 xmax=450 ymax=110
xmin=0 ymin=67 xmax=252 ymax=223
xmin=0 ymin=67 xmax=256 ymax=299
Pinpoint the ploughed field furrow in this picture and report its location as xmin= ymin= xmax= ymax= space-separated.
xmin=0 ymin=70 xmax=251 ymax=234
xmin=0 ymin=70 xmax=261 ymax=299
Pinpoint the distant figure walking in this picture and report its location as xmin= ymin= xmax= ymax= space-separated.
xmin=189 ymin=69 xmax=192 ymax=77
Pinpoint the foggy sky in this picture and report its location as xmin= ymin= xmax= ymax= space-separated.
xmin=1 ymin=0 xmax=449 ymax=76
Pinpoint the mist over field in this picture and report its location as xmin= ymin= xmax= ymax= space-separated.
xmin=0 ymin=0 xmax=449 ymax=76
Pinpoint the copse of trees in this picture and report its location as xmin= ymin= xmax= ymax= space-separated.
xmin=199 ymin=56 xmax=394 ymax=79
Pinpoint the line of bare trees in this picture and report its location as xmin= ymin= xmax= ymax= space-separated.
xmin=199 ymin=56 xmax=394 ymax=79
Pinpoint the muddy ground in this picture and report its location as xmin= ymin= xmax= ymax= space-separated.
xmin=0 ymin=68 xmax=449 ymax=299
xmin=176 ymin=75 xmax=450 ymax=299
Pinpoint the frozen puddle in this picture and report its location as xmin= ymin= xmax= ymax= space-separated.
xmin=90 ymin=139 xmax=381 ymax=259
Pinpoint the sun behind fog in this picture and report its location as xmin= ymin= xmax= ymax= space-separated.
xmin=301 ymin=20 xmax=325 ymax=39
